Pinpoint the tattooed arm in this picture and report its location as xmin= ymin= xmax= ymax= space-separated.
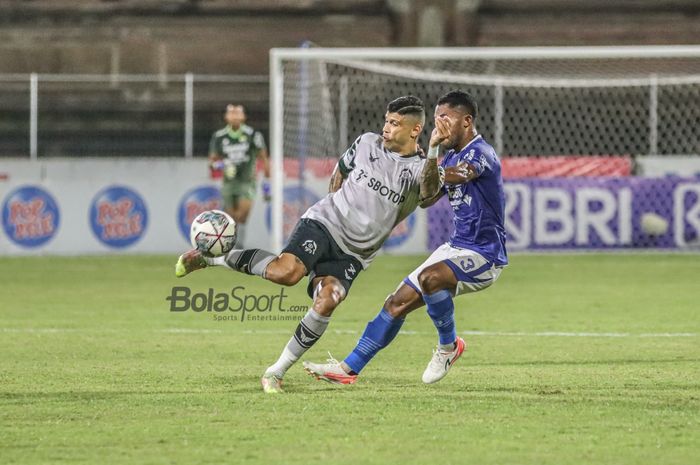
xmin=419 ymin=116 xmax=451 ymax=208
xmin=419 ymin=158 xmax=442 ymax=207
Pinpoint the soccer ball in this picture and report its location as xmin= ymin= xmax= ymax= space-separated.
xmin=190 ymin=210 xmax=238 ymax=257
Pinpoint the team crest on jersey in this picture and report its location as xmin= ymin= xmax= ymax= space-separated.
xmin=398 ymin=168 xmax=413 ymax=192
xmin=302 ymin=239 xmax=317 ymax=255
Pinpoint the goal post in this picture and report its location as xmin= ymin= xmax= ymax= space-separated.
xmin=269 ymin=45 xmax=700 ymax=253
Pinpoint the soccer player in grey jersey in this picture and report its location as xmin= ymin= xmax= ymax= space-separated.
xmin=175 ymin=95 xmax=448 ymax=393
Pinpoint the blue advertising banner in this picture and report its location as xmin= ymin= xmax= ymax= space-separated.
xmin=428 ymin=178 xmax=700 ymax=251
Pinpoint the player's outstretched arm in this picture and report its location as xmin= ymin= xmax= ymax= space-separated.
xmin=444 ymin=162 xmax=479 ymax=184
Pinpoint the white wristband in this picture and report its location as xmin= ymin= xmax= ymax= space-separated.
xmin=427 ymin=146 xmax=439 ymax=160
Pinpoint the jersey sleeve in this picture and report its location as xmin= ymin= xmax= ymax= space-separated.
xmin=338 ymin=135 xmax=363 ymax=175
xmin=252 ymin=131 xmax=267 ymax=153
xmin=460 ymin=148 xmax=488 ymax=177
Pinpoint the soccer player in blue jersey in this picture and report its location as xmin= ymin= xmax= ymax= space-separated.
xmin=304 ymin=90 xmax=508 ymax=385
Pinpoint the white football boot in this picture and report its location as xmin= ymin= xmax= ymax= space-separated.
xmin=303 ymin=354 xmax=358 ymax=385
xmin=422 ymin=337 xmax=466 ymax=384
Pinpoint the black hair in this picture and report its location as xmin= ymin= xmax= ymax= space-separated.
xmin=225 ymin=103 xmax=246 ymax=114
xmin=437 ymin=90 xmax=478 ymax=120
xmin=386 ymin=95 xmax=425 ymax=123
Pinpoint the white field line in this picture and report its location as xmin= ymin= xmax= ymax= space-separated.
xmin=243 ymin=329 xmax=697 ymax=338
xmin=1 ymin=328 xmax=696 ymax=338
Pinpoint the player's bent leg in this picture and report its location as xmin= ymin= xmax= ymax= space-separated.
xmin=417 ymin=262 xmax=465 ymax=384
xmin=418 ymin=262 xmax=459 ymax=350
xmin=305 ymin=282 xmax=424 ymax=384
xmin=299 ymin=277 xmax=357 ymax=384
xmin=265 ymin=276 xmax=345 ymax=390
xmin=309 ymin=275 xmax=346 ymax=317
xmin=384 ymin=282 xmax=426 ymax=318
xmin=259 ymin=253 xmax=307 ymax=286
xmin=417 ymin=262 xmax=458 ymax=295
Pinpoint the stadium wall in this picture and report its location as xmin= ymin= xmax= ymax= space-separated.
xmin=1 ymin=158 xmax=699 ymax=255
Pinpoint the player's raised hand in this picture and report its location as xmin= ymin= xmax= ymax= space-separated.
xmin=430 ymin=115 xmax=451 ymax=148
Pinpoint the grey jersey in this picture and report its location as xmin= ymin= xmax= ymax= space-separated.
xmin=303 ymin=133 xmax=426 ymax=268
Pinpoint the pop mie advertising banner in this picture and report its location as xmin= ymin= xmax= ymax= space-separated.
xmin=428 ymin=177 xmax=700 ymax=250
xmin=0 ymin=159 xmax=425 ymax=255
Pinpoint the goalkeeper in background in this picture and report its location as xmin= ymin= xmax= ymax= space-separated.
xmin=209 ymin=103 xmax=271 ymax=248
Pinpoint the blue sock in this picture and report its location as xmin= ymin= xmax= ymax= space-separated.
xmin=344 ymin=308 xmax=404 ymax=374
xmin=424 ymin=289 xmax=456 ymax=346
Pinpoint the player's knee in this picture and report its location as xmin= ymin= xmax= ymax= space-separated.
xmin=314 ymin=277 xmax=346 ymax=315
xmin=384 ymin=294 xmax=406 ymax=318
xmin=320 ymin=277 xmax=346 ymax=304
xmin=418 ymin=269 xmax=443 ymax=295
xmin=384 ymin=294 xmax=411 ymax=318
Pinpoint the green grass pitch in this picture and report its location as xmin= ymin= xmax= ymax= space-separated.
xmin=1 ymin=254 xmax=698 ymax=464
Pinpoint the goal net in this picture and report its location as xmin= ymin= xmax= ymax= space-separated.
xmin=270 ymin=46 xmax=700 ymax=253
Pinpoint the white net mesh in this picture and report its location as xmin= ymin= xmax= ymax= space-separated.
xmin=274 ymin=48 xmax=700 ymax=252
xmin=281 ymin=57 xmax=700 ymax=158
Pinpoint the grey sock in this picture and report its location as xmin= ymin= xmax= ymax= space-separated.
xmin=211 ymin=248 xmax=276 ymax=276
xmin=286 ymin=309 xmax=331 ymax=358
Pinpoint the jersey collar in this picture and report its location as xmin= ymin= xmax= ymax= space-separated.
xmin=456 ymin=134 xmax=482 ymax=155
xmin=227 ymin=125 xmax=244 ymax=138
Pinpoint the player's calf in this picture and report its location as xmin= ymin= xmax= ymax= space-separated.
xmin=259 ymin=253 xmax=307 ymax=286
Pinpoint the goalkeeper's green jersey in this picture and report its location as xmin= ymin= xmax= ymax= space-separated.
xmin=209 ymin=124 xmax=266 ymax=184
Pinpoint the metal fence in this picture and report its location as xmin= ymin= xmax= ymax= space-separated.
xmin=0 ymin=73 xmax=269 ymax=159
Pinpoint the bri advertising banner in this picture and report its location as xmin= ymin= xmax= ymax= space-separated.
xmin=429 ymin=177 xmax=700 ymax=251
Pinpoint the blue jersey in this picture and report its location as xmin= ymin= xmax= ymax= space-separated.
xmin=440 ymin=135 xmax=508 ymax=266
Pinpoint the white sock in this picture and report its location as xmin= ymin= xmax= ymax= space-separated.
xmin=204 ymin=255 xmax=228 ymax=266
xmin=265 ymin=347 xmax=299 ymax=378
